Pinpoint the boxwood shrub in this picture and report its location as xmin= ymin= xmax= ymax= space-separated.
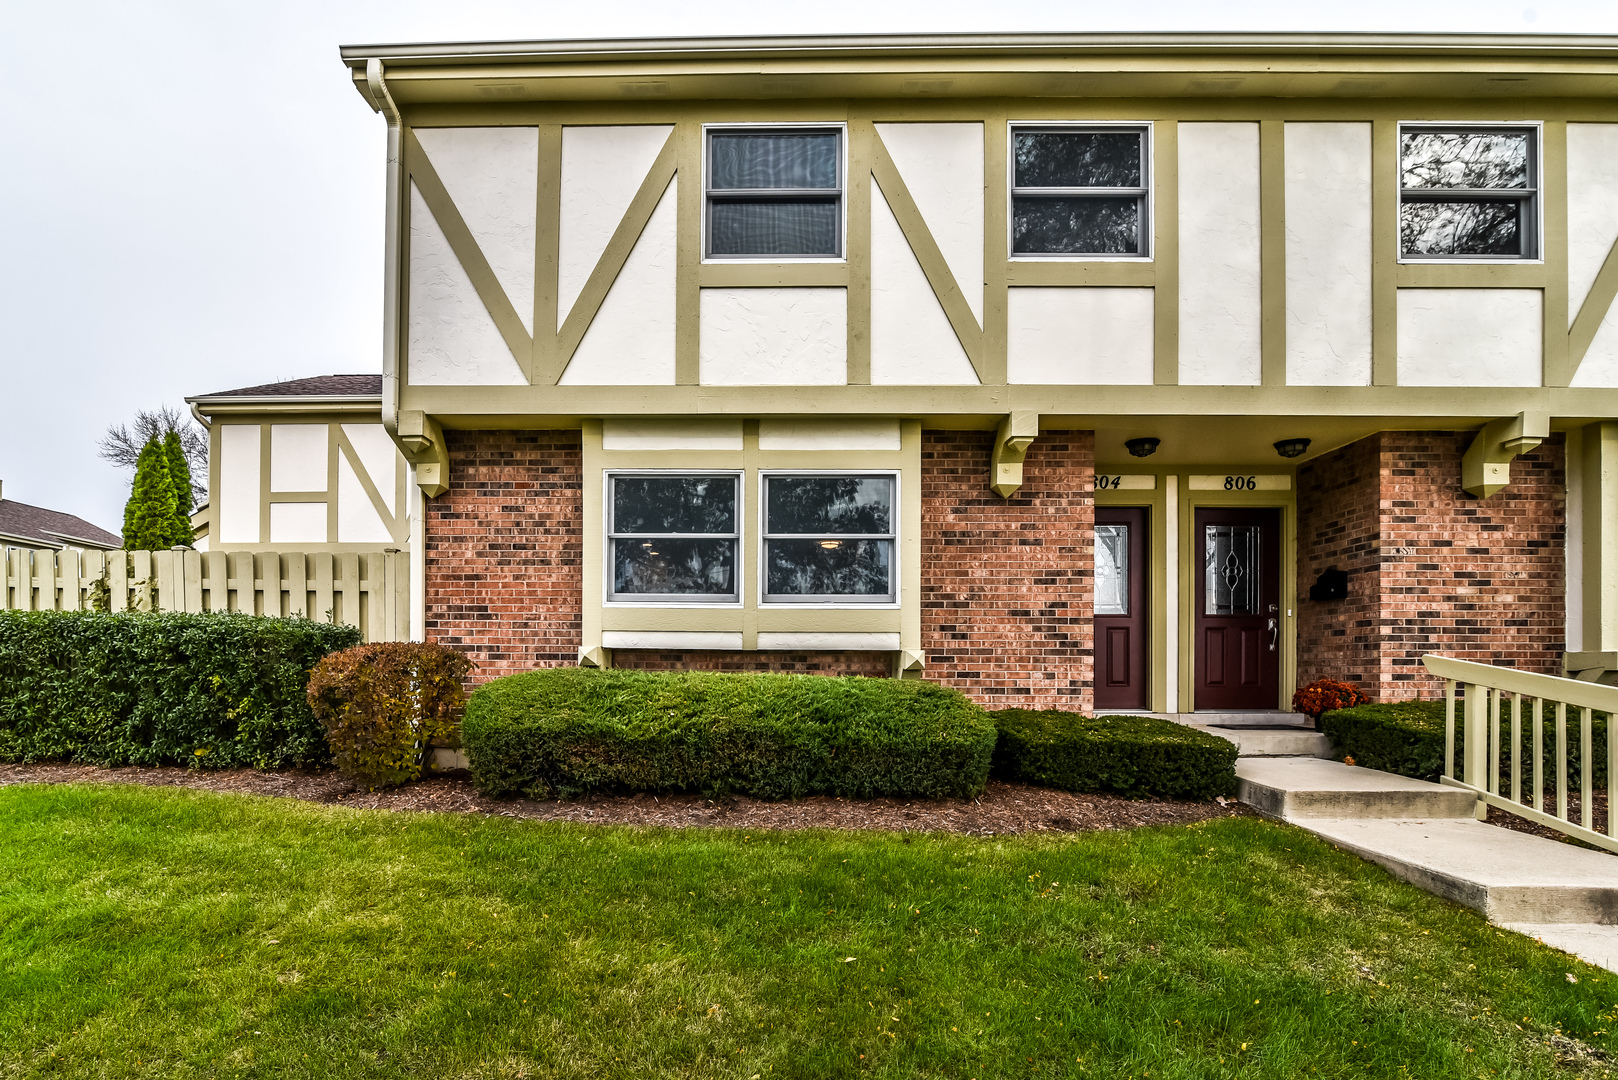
xmin=461 ymin=666 xmax=996 ymax=800
xmin=990 ymin=709 xmax=1238 ymax=800
xmin=1322 ymin=699 xmax=1609 ymax=786
xmin=0 ymin=610 xmax=359 ymax=769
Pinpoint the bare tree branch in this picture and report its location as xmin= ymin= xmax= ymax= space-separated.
xmin=99 ymin=404 xmax=209 ymax=505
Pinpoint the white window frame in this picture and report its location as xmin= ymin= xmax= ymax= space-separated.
xmin=701 ymin=122 xmax=848 ymax=263
xmin=1007 ymin=120 xmax=1154 ymax=261
xmin=604 ymin=470 xmax=743 ymax=605
xmin=758 ymin=470 xmax=900 ymax=607
xmin=1396 ymin=121 xmax=1543 ymax=264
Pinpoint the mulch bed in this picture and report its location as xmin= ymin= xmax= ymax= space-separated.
xmin=1488 ymin=788 xmax=1613 ymax=849
xmin=0 ymin=762 xmax=1249 ymax=837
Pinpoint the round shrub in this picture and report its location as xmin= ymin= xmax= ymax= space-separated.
xmin=306 ymin=642 xmax=473 ymax=789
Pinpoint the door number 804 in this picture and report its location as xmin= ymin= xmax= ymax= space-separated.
xmin=1224 ymin=475 xmax=1259 ymax=490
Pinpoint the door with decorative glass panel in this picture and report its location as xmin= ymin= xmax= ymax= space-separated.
xmin=1093 ymin=508 xmax=1148 ymax=711
xmin=1194 ymin=508 xmax=1281 ymax=711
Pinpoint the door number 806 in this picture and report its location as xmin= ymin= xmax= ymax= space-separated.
xmin=1224 ymin=476 xmax=1259 ymax=490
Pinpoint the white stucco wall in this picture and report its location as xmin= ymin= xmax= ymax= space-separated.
xmin=340 ymin=424 xmax=400 ymax=519
xmin=874 ymin=122 xmax=985 ymax=325
xmin=407 ymin=183 xmax=527 ymax=386
xmin=337 ymin=456 xmax=393 ymax=544
xmin=1006 ymin=287 xmax=1155 ymax=384
xmin=1396 ymin=289 xmax=1543 ymax=387
xmin=218 ymin=425 xmax=260 ymax=545
xmin=699 ymin=288 xmax=848 ymax=385
xmin=1179 ymin=122 xmax=1262 ymax=385
xmin=869 ymin=182 xmax=978 ymax=385
xmin=270 ymin=424 xmax=327 ymax=492
xmin=413 ymin=127 xmax=539 ymax=334
xmin=1284 ymin=122 xmax=1373 ymax=386
xmin=559 ymin=180 xmax=678 ymax=385
xmin=1568 ymin=124 xmax=1618 ymax=388
xmin=269 ymin=503 xmax=327 ymax=545
xmin=558 ymin=125 xmax=674 ymax=327
xmin=757 ymin=419 xmax=901 ymax=451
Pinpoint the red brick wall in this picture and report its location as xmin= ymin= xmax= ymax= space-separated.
xmin=610 ymin=651 xmax=892 ymax=676
xmin=1294 ymin=430 xmax=1565 ymax=701
xmin=424 ymin=430 xmax=584 ymax=681
xmin=921 ymin=430 xmax=1095 ymax=709
xmin=1296 ymin=435 xmax=1383 ymax=691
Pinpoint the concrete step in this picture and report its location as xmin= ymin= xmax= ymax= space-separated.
xmin=1217 ymin=729 xmax=1334 ymax=758
xmin=1188 ymin=711 xmax=1312 ymax=729
xmin=1306 ymin=817 xmax=1618 ymax=925
xmin=1502 ymin=923 xmax=1618 ymax=972
xmin=1237 ymin=757 xmax=1480 ymax=820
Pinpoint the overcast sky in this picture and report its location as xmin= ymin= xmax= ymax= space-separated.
xmin=2 ymin=0 xmax=1615 ymax=533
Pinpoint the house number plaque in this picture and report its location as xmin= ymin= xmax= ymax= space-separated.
xmin=1094 ymin=475 xmax=1157 ymax=490
xmin=1188 ymin=474 xmax=1292 ymax=491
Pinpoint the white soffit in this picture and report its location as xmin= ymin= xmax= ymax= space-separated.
xmin=1396 ymin=288 xmax=1543 ymax=387
xmin=1568 ymin=123 xmax=1618 ymax=325
xmin=413 ymin=127 xmax=539 ymax=334
xmin=699 ymin=288 xmax=848 ymax=386
xmin=1178 ymin=122 xmax=1262 ymax=386
xmin=560 ymin=180 xmax=678 ymax=385
xmin=874 ymin=122 xmax=985 ymax=325
xmin=758 ymin=419 xmax=901 ymax=451
xmin=869 ymin=182 xmax=978 ymax=386
xmin=1284 ymin=122 xmax=1373 ymax=386
xmin=1007 ymin=287 xmax=1154 ymax=384
xmin=268 ymin=503 xmax=327 ymax=545
xmin=270 ymin=424 xmax=327 ymax=492
xmin=602 ymin=419 xmax=744 ymax=451
xmin=218 ymin=425 xmax=260 ymax=545
xmin=408 ymin=183 xmax=527 ymax=386
xmin=337 ymin=456 xmax=393 ymax=544
xmin=601 ymin=632 xmax=744 ymax=650
xmin=341 ymin=424 xmax=400 ymax=517
xmin=558 ymin=125 xmax=674 ymax=328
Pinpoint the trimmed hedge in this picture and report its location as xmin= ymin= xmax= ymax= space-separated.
xmin=1322 ymin=700 xmax=1610 ymax=786
xmin=462 ymin=667 xmax=996 ymax=800
xmin=0 ymin=610 xmax=359 ymax=769
xmin=990 ymin=710 xmax=1239 ymax=800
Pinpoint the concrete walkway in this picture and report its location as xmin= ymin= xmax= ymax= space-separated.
xmin=1227 ymin=744 xmax=1618 ymax=972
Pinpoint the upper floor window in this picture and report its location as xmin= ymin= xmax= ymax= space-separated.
xmin=1399 ymin=125 xmax=1539 ymax=260
xmin=763 ymin=474 xmax=895 ymax=604
xmin=609 ymin=474 xmax=739 ymax=603
xmin=705 ymin=127 xmax=844 ymax=259
xmin=1011 ymin=125 xmax=1150 ymax=257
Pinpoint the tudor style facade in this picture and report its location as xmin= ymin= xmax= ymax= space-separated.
xmin=338 ymin=32 xmax=1618 ymax=712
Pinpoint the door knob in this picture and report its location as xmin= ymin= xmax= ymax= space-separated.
xmin=1267 ymin=617 xmax=1278 ymax=651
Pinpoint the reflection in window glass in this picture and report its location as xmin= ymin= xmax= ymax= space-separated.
xmin=610 ymin=475 xmax=738 ymax=600
xmin=1011 ymin=127 xmax=1148 ymax=257
xmin=1204 ymin=525 xmax=1260 ymax=617
xmin=1095 ymin=525 xmax=1130 ymax=616
xmin=707 ymin=128 xmax=842 ymax=258
xmin=763 ymin=475 xmax=895 ymax=602
xmin=1398 ymin=127 xmax=1536 ymax=259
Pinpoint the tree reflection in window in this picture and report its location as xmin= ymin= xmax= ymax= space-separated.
xmin=610 ymin=475 xmax=738 ymax=599
xmin=764 ymin=476 xmax=895 ymax=601
xmin=1011 ymin=127 xmax=1148 ymax=256
xmin=1399 ymin=128 xmax=1536 ymax=258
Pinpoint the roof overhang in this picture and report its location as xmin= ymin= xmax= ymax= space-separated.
xmin=339 ymin=32 xmax=1618 ymax=106
xmin=187 ymin=394 xmax=384 ymax=419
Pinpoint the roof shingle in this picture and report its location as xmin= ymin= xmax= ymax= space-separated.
xmin=194 ymin=374 xmax=382 ymax=399
xmin=0 ymin=499 xmax=122 ymax=550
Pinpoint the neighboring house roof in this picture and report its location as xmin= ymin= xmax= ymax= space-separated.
xmin=0 ymin=497 xmax=121 ymax=550
xmin=192 ymin=375 xmax=383 ymax=401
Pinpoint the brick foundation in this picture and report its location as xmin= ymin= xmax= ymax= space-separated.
xmin=424 ymin=430 xmax=584 ymax=682
xmin=1296 ymin=431 xmax=1565 ymax=700
xmin=920 ymin=429 xmax=1095 ymax=709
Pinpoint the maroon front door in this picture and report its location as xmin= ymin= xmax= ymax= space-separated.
xmin=1194 ymin=507 xmax=1281 ymax=711
xmin=1094 ymin=507 xmax=1149 ymax=711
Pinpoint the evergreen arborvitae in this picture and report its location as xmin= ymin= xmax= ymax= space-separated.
xmin=122 ymin=437 xmax=177 ymax=551
xmin=163 ymin=430 xmax=194 ymax=547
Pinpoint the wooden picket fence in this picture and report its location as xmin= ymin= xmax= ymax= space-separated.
xmin=2 ymin=547 xmax=409 ymax=643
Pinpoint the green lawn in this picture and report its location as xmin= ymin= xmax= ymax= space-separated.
xmin=1 ymin=785 xmax=1614 ymax=1079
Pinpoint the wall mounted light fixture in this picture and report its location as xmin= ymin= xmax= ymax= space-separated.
xmin=1125 ymin=437 xmax=1161 ymax=458
xmin=1274 ymin=438 xmax=1312 ymax=459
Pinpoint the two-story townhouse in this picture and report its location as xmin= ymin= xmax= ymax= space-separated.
xmin=336 ymin=32 xmax=1618 ymax=713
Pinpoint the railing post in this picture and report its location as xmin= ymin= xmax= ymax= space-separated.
xmin=1464 ymin=681 xmax=1488 ymax=791
xmin=1444 ymin=680 xmax=1456 ymax=778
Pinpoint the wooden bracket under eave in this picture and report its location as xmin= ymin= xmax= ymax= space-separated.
xmin=991 ymin=412 xmax=1040 ymax=498
xmin=397 ymin=410 xmax=451 ymax=498
xmin=1461 ymin=411 xmax=1549 ymax=499
xmin=893 ymin=648 xmax=926 ymax=680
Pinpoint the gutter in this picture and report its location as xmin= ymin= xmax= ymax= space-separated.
xmin=360 ymin=58 xmax=404 ymax=438
xmin=186 ymin=394 xmax=383 ymax=410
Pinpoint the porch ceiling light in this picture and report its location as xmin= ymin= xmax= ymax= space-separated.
xmin=1274 ymin=438 xmax=1312 ymax=459
xmin=1124 ymin=437 xmax=1160 ymax=458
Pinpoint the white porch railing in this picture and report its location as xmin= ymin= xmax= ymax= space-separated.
xmin=2 ymin=547 xmax=409 ymax=643
xmin=1421 ymin=654 xmax=1618 ymax=854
